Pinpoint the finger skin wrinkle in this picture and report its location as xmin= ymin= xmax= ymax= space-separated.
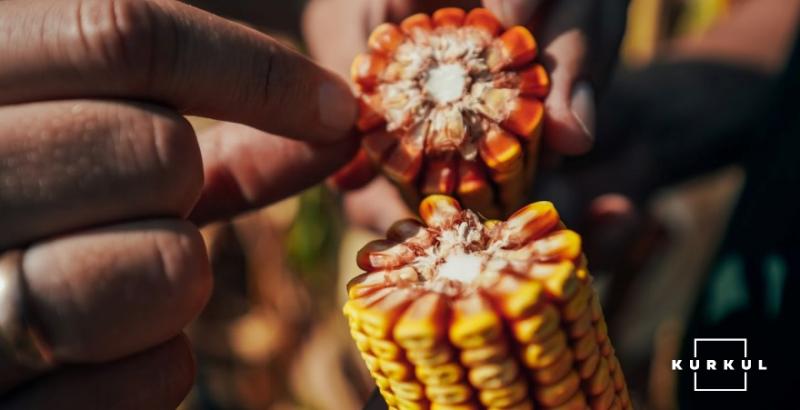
xmin=3 ymin=0 xmax=355 ymax=142
xmin=21 ymin=220 xmax=211 ymax=362
xmin=145 ymin=107 xmax=204 ymax=217
xmin=3 ymin=335 xmax=195 ymax=410
xmin=0 ymin=100 xmax=202 ymax=250
xmin=260 ymin=45 xmax=275 ymax=117
xmin=190 ymin=124 xmax=358 ymax=224
xmin=150 ymin=223 xmax=212 ymax=321
xmin=69 ymin=0 xmax=158 ymax=93
xmin=243 ymin=37 xmax=298 ymax=128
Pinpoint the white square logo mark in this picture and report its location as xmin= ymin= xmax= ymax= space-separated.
xmin=693 ymin=338 xmax=747 ymax=392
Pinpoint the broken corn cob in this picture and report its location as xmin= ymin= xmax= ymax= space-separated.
xmin=345 ymin=195 xmax=632 ymax=410
xmin=342 ymin=8 xmax=550 ymax=217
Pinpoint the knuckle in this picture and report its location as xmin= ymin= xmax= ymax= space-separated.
xmin=108 ymin=103 xmax=203 ymax=216
xmin=145 ymin=108 xmax=204 ymax=216
xmin=152 ymin=220 xmax=212 ymax=321
xmin=72 ymin=0 xmax=172 ymax=88
xmin=154 ymin=335 xmax=197 ymax=407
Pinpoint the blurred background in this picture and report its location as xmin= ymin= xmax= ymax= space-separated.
xmin=178 ymin=0 xmax=798 ymax=409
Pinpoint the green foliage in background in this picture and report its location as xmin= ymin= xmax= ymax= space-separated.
xmin=286 ymin=186 xmax=342 ymax=308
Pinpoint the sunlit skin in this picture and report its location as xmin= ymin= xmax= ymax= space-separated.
xmin=0 ymin=0 xmax=357 ymax=406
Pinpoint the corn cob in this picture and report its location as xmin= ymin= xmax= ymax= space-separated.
xmin=344 ymin=195 xmax=632 ymax=410
xmin=346 ymin=8 xmax=549 ymax=217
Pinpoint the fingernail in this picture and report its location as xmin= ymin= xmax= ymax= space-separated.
xmin=570 ymin=81 xmax=595 ymax=144
xmin=496 ymin=0 xmax=540 ymax=27
xmin=319 ymin=76 xmax=357 ymax=140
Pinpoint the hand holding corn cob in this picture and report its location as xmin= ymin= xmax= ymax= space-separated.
xmin=338 ymin=8 xmax=549 ymax=218
xmin=345 ymin=195 xmax=632 ymax=410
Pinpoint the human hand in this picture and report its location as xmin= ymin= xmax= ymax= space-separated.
xmin=0 ymin=0 xmax=356 ymax=407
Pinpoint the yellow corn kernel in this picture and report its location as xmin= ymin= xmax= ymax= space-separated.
xmin=573 ymin=329 xmax=599 ymax=361
xmin=361 ymin=352 xmax=381 ymax=373
xmin=360 ymin=292 xmax=415 ymax=339
xmin=523 ymin=331 xmax=567 ymax=368
xmin=396 ymin=398 xmax=428 ymax=410
xmin=430 ymin=403 xmax=480 ymax=410
xmin=478 ymin=377 xmax=528 ymax=408
xmin=370 ymin=338 xmax=403 ymax=360
xmin=426 ymin=384 xmax=473 ymax=405
xmin=450 ymin=296 xmax=503 ymax=349
xmin=511 ymin=304 xmax=559 ymax=343
xmin=460 ymin=342 xmax=508 ymax=367
xmin=348 ymin=271 xmax=391 ymax=299
xmin=548 ymin=391 xmax=587 ymax=410
xmin=419 ymin=195 xmax=461 ymax=228
xmin=587 ymin=357 xmax=611 ymax=396
xmin=531 ymin=229 xmax=582 ymax=261
xmin=608 ymin=354 xmax=618 ymax=373
xmin=612 ymin=363 xmax=625 ymax=392
xmin=531 ymin=350 xmax=573 ymax=385
xmin=529 ymin=261 xmax=579 ymax=301
xmin=491 ymin=277 xmax=545 ymax=318
xmin=407 ymin=345 xmax=454 ymax=366
xmin=391 ymin=379 xmax=426 ymax=401
xmin=351 ymin=329 xmax=371 ymax=352
xmin=502 ymin=201 xmax=559 ymax=246
xmin=468 ymin=358 xmax=519 ymax=390
xmin=380 ymin=359 xmax=415 ymax=381
xmin=343 ymin=299 xmax=357 ymax=320
xmin=601 ymin=339 xmax=614 ymax=357
xmin=568 ymin=308 xmax=593 ymax=339
xmin=533 ymin=371 xmax=580 ymax=407
xmin=561 ymin=285 xmax=591 ymax=322
xmin=416 ymin=363 xmax=464 ymax=386
xmin=380 ymin=388 xmax=398 ymax=406
xmin=591 ymin=381 xmax=616 ymax=410
xmin=596 ymin=318 xmax=609 ymax=343
xmin=488 ymin=400 xmax=533 ymax=410
xmin=619 ymin=383 xmax=631 ymax=407
xmin=374 ymin=374 xmax=391 ymax=390
xmin=394 ymin=293 xmax=448 ymax=350
xmin=579 ymin=348 xmax=601 ymax=380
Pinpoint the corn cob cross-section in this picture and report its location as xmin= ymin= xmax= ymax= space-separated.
xmin=344 ymin=195 xmax=632 ymax=410
xmin=349 ymin=8 xmax=549 ymax=218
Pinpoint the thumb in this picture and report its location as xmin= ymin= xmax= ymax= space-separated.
xmin=482 ymin=0 xmax=541 ymax=27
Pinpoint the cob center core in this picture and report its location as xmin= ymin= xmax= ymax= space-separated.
xmin=436 ymin=252 xmax=483 ymax=283
xmin=424 ymin=63 xmax=468 ymax=104
xmin=409 ymin=209 xmax=509 ymax=290
xmin=376 ymin=25 xmax=522 ymax=158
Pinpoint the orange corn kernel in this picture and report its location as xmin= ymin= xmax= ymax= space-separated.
xmin=369 ymin=23 xmax=405 ymax=55
xmin=464 ymin=8 xmax=501 ymax=36
xmin=432 ymin=8 xmax=466 ymax=28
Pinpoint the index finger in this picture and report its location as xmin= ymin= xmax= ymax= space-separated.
xmin=0 ymin=0 xmax=355 ymax=143
xmin=482 ymin=0 xmax=541 ymax=27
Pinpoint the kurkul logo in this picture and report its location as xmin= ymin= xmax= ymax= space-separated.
xmin=671 ymin=338 xmax=767 ymax=391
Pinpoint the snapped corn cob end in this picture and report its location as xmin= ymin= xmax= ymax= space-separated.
xmin=344 ymin=195 xmax=632 ymax=410
xmin=348 ymin=8 xmax=549 ymax=218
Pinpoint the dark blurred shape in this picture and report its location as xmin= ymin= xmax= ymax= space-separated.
xmin=186 ymin=0 xmax=305 ymax=37
xmin=364 ymin=389 xmax=389 ymax=410
xmin=676 ymin=26 xmax=800 ymax=409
